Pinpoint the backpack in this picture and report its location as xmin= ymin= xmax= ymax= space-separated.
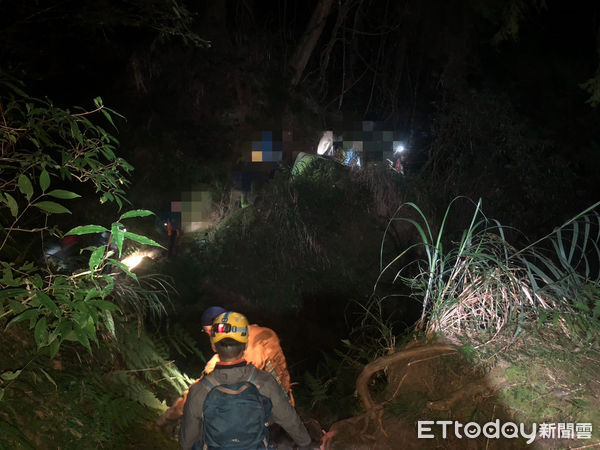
xmin=201 ymin=366 xmax=273 ymax=450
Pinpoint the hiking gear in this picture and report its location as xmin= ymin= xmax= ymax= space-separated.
xmin=201 ymin=306 xmax=227 ymax=327
xmin=201 ymin=365 xmax=272 ymax=449
xmin=210 ymin=312 xmax=249 ymax=344
xmin=179 ymin=364 xmax=311 ymax=449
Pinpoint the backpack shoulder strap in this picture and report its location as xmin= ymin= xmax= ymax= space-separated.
xmin=247 ymin=365 xmax=258 ymax=384
xmin=247 ymin=365 xmax=266 ymax=393
xmin=201 ymin=373 xmax=219 ymax=390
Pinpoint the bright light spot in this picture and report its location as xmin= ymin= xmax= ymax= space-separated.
xmin=394 ymin=143 xmax=405 ymax=153
xmin=317 ymin=131 xmax=334 ymax=155
xmin=120 ymin=249 xmax=159 ymax=270
xmin=121 ymin=253 xmax=144 ymax=270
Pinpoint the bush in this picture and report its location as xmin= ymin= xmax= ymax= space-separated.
xmin=0 ymin=78 xmax=192 ymax=448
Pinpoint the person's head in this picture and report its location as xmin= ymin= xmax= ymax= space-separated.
xmin=214 ymin=338 xmax=246 ymax=360
xmin=209 ymin=311 xmax=249 ymax=361
xmin=201 ymin=306 xmax=227 ymax=335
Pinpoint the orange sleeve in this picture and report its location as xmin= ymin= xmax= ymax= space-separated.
xmin=245 ymin=325 xmax=294 ymax=404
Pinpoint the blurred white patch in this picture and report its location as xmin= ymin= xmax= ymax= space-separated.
xmin=317 ymin=131 xmax=334 ymax=155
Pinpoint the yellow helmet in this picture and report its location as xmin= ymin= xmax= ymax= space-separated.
xmin=210 ymin=312 xmax=249 ymax=344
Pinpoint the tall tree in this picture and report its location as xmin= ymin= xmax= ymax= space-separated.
xmin=289 ymin=0 xmax=335 ymax=87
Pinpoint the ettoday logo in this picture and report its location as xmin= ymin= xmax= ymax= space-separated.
xmin=418 ymin=420 xmax=594 ymax=444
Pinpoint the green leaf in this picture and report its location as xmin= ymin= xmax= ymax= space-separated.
xmin=100 ymin=192 xmax=114 ymax=204
xmin=574 ymin=301 xmax=591 ymax=313
xmin=100 ymin=146 xmax=116 ymax=161
xmin=1 ymin=369 xmax=22 ymax=381
xmin=36 ymin=292 xmax=60 ymax=318
xmin=3 ymin=79 xmax=28 ymax=97
xmin=70 ymin=121 xmax=83 ymax=144
xmin=100 ymin=275 xmax=114 ymax=298
xmin=106 ymin=259 xmax=138 ymax=281
xmin=83 ymin=288 xmax=101 ymax=302
xmin=1 ymin=268 xmax=21 ymax=287
xmin=46 ymin=189 xmax=81 ymax=199
xmin=4 ymin=193 xmax=18 ymax=217
xmin=34 ymin=317 xmax=48 ymax=348
xmin=74 ymin=297 xmax=94 ymax=317
xmin=124 ymin=231 xmax=164 ymax=248
xmin=65 ymin=225 xmax=108 ymax=236
xmin=111 ymin=223 xmax=125 ymax=257
xmin=103 ymin=310 xmax=116 ymax=338
xmin=30 ymin=274 xmax=43 ymax=289
xmin=85 ymin=318 xmax=98 ymax=345
xmin=57 ymin=320 xmax=74 ymax=338
xmin=48 ymin=337 xmax=61 ymax=358
xmin=5 ymin=309 xmax=40 ymax=330
xmin=88 ymin=246 xmax=105 ymax=272
xmin=0 ymin=388 xmax=4 ymax=401
xmin=88 ymin=299 xmax=120 ymax=312
xmin=117 ymin=157 xmax=133 ymax=171
xmin=119 ymin=209 xmax=154 ymax=220
xmin=19 ymin=261 xmax=35 ymax=272
xmin=18 ymin=174 xmax=34 ymax=201
xmin=101 ymin=108 xmax=116 ymax=129
xmin=39 ymin=169 xmax=50 ymax=192
xmin=40 ymin=368 xmax=57 ymax=389
xmin=74 ymin=327 xmax=91 ymax=351
xmin=33 ymin=201 xmax=71 ymax=214
xmin=7 ymin=299 xmax=26 ymax=314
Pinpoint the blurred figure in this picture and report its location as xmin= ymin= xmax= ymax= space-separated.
xmin=391 ymin=143 xmax=407 ymax=175
xmin=60 ymin=235 xmax=78 ymax=249
xmin=167 ymin=218 xmax=179 ymax=257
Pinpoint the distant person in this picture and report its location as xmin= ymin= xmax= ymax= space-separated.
xmin=60 ymin=235 xmax=78 ymax=249
xmin=179 ymin=312 xmax=313 ymax=450
xmin=167 ymin=218 xmax=178 ymax=257
xmin=393 ymin=155 xmax=404 ymax=174
xmin=157 ymin=306 xmax=295 ymax=426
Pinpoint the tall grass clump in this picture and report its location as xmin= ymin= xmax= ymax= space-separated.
xmin=376 ymin=197 xmax=600 ymax=342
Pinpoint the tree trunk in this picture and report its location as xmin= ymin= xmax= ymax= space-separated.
xmin=288 ymin=0 xmax=335 ymax=87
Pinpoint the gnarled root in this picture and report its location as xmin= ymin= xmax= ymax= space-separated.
xmin=356 ymin=343 xmax=457 ymax=412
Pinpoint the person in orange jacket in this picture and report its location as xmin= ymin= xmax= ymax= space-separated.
xmin=157 ymin=306 xmax=294 ymax=426
xmin=167 ymin=217 xmax=179 ymax=257
xmin=179 ymin=312 xmax=312 ymax=450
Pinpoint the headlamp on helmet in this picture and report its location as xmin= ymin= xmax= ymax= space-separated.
xmin=210 ymin=312 xmax=249 ymax=344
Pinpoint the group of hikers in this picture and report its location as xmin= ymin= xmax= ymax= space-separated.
xmin=158 ymin=306 xmax=321 ymax=450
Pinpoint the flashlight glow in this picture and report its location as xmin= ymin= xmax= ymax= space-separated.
xmin=120 ymin=249 xmax=159 ymax=270
xmin=121 ymin=253 xmax=145 ymax=270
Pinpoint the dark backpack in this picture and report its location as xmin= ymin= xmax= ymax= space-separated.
xmin=201 ymin=366 xmax=273 ymax=450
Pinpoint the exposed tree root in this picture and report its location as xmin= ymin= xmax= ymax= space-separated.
xmin=356 ymin=343 xmax=457 ymax=411
xmin=326 ymin=342 xmax=517 ymax=448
